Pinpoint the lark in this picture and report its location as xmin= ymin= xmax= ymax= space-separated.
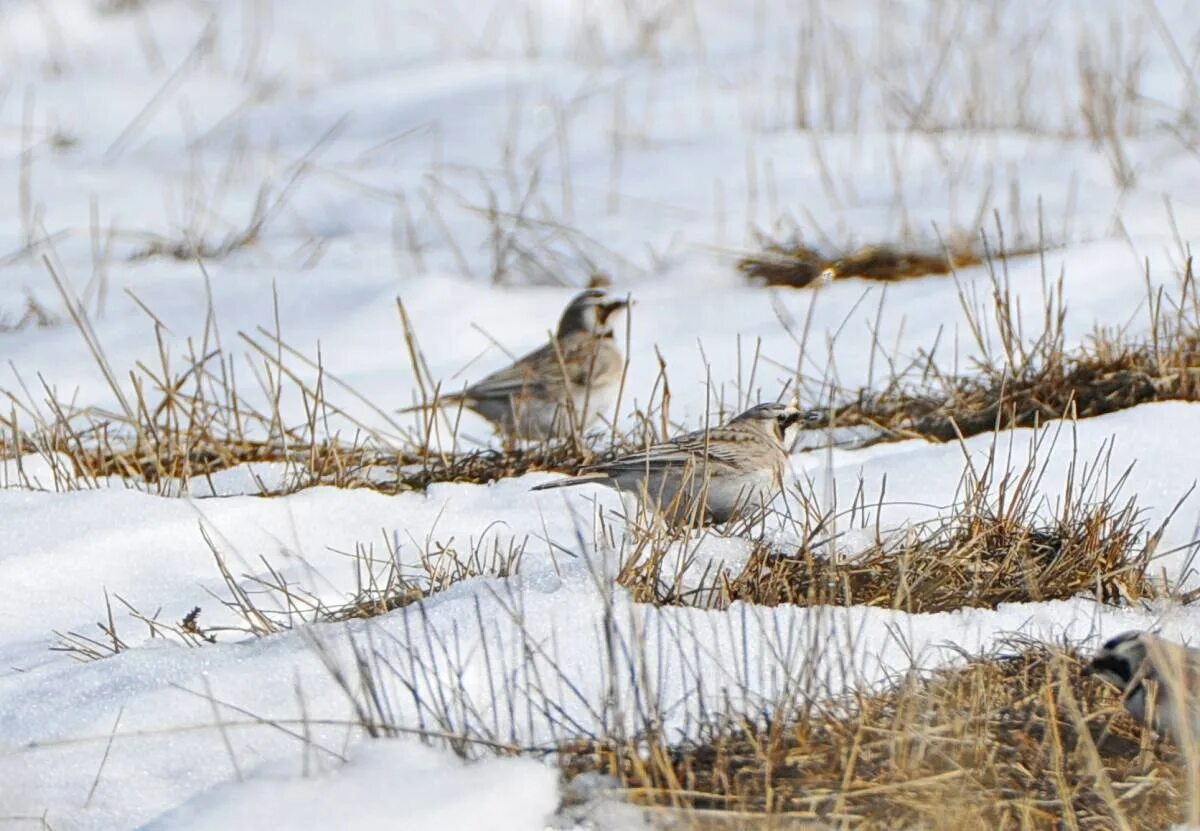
xmin=411 ymin=289 xmax=629 ymax=441
xmin=533 ymin=402 xmax=818 ymax=525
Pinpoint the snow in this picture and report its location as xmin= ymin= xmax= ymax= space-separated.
xmin=4 ymin=0 xmax=1200 ymax=827
xmin=144 ymin=742 xmax=559 ymax=831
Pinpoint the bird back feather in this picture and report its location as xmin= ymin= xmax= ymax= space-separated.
xmin=531 ymin=473 xmax=612 ymax=491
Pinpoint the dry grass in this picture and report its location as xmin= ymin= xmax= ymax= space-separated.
xmin=52 ymin=597 xmax=218 ymax=661
xmin=14 ymin=250 xmax=1200 ymax=497
xmin=1 ymin=324 xmax=1185 ymax=495
xmin=737 ymin=239 xmax=977 ymax=288
xmin=735 ymin=234 xmax=1051 ymax=289
xmin=559 ymin=644 xmax=1185 ymax=829
xmin=324 ymin=535 xmax=527 ymax=623
xmin=206 ymin=521 xmax=531 ymax=634
xmin=50 ymin=525 xmax=528 ymax=661
xmin=824 ymin=334 xmax=1200 ymax=446
xmin=808 ymin=255 xmax=1200 ymax=448
xmin=712 ymin=498 xmax=1152 ymax=614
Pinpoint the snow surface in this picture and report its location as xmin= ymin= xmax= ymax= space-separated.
xmin=144 ymin=741 xmax=559 ymax=831
xmin=4 ymin=0 xmax=1200 ymax=827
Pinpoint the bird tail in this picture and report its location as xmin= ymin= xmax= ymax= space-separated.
xmin=395 ymin=394 xmax=467 ymax=416
xmin=531 ymin=473 xmax=610 ymax=491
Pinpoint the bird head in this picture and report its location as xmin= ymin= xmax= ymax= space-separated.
xmin=1084 ymin=630 xmax=1150 ymax=691
xmin=556 ymin=289 xmax=630 ymax=338
xmin=729 ymin=401 xmax=820 ymax=444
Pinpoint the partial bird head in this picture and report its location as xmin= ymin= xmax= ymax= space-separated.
xmin=1084 ymin=630 xmax=1151 ymax=689
xmin=556 ymin=289 xmax=630 ymax=338
xmin=728 ymin=401 xmax=820 ymax=444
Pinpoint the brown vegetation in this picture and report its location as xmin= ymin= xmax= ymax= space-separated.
xmin=735 ymin=236 xmax=1048 ymax=288
xmin=560 ymin=645 xmax=1184 ymax=829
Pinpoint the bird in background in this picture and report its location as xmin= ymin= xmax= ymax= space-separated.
xmin=532 ymin=401 xmax=820 ymax=526
xmin=404 ymin=288 xmax=629 ymax=442
xmin=1085 ymin=629 xmax=1200 ymax=749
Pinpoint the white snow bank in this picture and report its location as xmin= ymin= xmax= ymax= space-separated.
xmin=144 ymin=740 xmax=558 ymax=831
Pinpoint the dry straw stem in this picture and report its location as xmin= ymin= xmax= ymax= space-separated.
xmin=51 ymin=521 xmax=527 ymax=662
xmin=559 ymin=644 xmax=1184 ymax=830
xmin=52 ymin=595 xmax=217 ymax=662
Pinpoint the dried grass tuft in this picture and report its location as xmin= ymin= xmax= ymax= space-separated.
xmin=735 ymin=235 xmax=1041 ymax=288
xmin=561 ymin=645 xmax=1184 ymax=829
xmin=716 ymin=497 xmax=1154 ymax=614
xmin=825 ymin=337 xmax=1200 ymax=445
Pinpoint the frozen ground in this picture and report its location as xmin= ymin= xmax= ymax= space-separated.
xmin=4 ymin=0 xmax=1200 ymax=827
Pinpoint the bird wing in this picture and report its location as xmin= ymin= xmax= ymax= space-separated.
xmin=461 ymin=345 xmax=556 ymax=401
xmin=462 ymin=338 xmax=598 ymax=402
xmin=588 ymin=428 xmax=745 ymax=476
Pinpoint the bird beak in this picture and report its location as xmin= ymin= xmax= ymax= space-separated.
xmin=599 ymin=298 xmax=631 ymax=321
xmin=782 ymin=409 xmax=825 ymax=429
xmin=1081 ymin=661 xmax=1095 ymax=677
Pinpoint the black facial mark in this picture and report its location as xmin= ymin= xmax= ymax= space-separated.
xmin=597 ymin=300 xmax=627 ymax=325
xmin=1089 ymin=654 xmax=1134 ymax=685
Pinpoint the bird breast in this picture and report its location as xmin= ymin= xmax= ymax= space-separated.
xmin=701 ymin=468 xmax=781 ymax=522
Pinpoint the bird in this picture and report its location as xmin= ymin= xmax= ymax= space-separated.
xmin=1084 ymin=630 xmax=1200 ymax=748
xmin=408 ymin=289 xmax=629 ymax=442
xmin=532 ymin=401 xmax=818 ymax=526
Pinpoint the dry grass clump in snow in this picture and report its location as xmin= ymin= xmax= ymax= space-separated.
xmin=738 ymin=239 xmax=968 ymax=288
xmin=560 ymin=645 xmax=1185 ymax=829
xmin=212 ymin=531 xmax=527 ymax=633
xmin=735 ymin=233 xmax=1046 ymax=288
xmin=819 ymin=258 xmax=1200 ymax=446
xmin=53 ymin=529 xmax=527 ymax=659
xmin=826 ymin=332 xmax=1200 ymax=445
xmin=718 ymin=497 xmax=1153 ymax=614
xmin=2 ymin=274 xmax=639 ymax=494
xmin=322 ymin=536 xmax=527 ymax=623
xmin=9 ymin=409 xmax=408 ymax=493
xmin=52 ymin=598 xmax=218 ymax=661
xmin=379 ymin=440 xmax=601 ymax=492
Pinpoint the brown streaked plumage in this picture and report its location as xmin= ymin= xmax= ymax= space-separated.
xmin=533 ymin=402 xmax=820 ymax=525
xmin=411 ymin=289 xmax=628 ymax=441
